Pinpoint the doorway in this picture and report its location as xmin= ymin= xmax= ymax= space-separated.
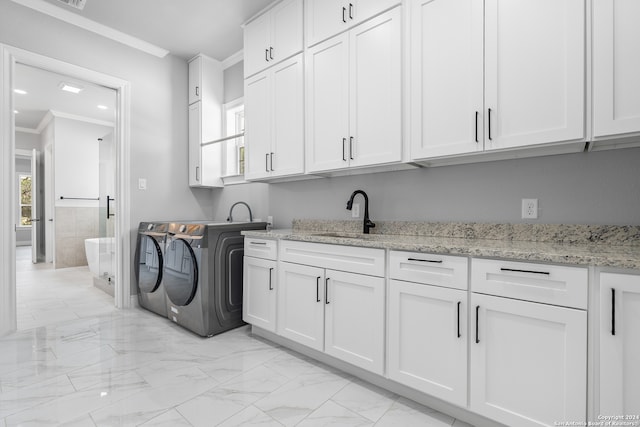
xmin=0 ymin=45 xmax=132 ymax=336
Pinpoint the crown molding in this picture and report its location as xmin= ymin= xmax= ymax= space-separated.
xmin=222 ymin=50 xmax=244 ymax=69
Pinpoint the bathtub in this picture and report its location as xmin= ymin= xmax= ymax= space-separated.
xmin=84 ymin=237 xmax=115 ymax=278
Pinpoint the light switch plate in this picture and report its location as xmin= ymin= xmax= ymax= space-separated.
xmin=138 ymin=178 xmax=147 ymax=190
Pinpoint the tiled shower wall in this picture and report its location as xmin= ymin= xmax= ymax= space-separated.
xmin=55 ymin=207 xmax=99 ymax=268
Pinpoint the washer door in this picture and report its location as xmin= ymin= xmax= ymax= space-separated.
xmin=164 ymin=238 xmax=199 ymax=306
xmin=137 ymin=235 xmax=163 ymax=293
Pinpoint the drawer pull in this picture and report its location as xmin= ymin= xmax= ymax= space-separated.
xmin=611 ymin=288 xmax=616 ymax=336
xmin=499 ymin=267 xmax=550 ymax=276
xmin=407 ymin=258 xmax=442 ymax=264
xmin=475 ymin=305 xmax=480 ymax=344
xmin=316 ymin=276 xmax=321 ymax=302
xmin=457 ymin=301 xmax=461 ymax=338
xmin=249 ymin=241 xmax=267 ymax=245
xmin=268 ymin=268 xmax=274 ymax=290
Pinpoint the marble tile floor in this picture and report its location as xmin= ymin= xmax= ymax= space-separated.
xmin=3 ymin=249 xmax=476 ymax=426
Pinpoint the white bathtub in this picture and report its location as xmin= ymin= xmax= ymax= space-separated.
xmin=84 ymin=237 xmax=115 ymax=278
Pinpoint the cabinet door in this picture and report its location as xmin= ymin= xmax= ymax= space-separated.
xmin=593 ymin=0 xmax=640 ymax=138
xmin=484 ymin=0 xmax=585 ymax=150
xmin=244 ymin=72 xmax=272 ymax=181
xmin=271 ymin=54 xmax=304 ymax=177
xmin=599 ymin=273 xmax=640 ymax=416
xmin=243 ymin=257 xmax=277 ymax=332
xmin=244 ymin=11 xmax=271 ymax=78
xmin=188 ymin=56 xmax=201 ymax=105
xmin=324 ymin=270 xmax=384 ymax=375
xmin=410 ymin=0 xmax=483 ymax=160
xmin=388 ymin=280 xmax=467 ymax=406
xmin=349 ymin=7 xmax=402 ymax=168
xmin=277 ymin=262 xmax=325 ymax=351
xmin=305 ymin=0 xmax=351 ymax=47
xmin=188 ymin=102 xmax=202 ymax=186
xmin=271 ymin=0 xmax=303 ymax=64
xmin=470 ymin=293 xmax=587 ymax=427
xmin=306 ymin=33 xmax=350 ymax=173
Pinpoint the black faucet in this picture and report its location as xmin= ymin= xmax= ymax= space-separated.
xmin=227 ymin=201 xmax=253 ymax=223
xmin=346 ymin=190 xmax=375 ymax=234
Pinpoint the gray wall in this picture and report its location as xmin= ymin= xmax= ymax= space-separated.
xmin=15 ymin=131 xmax=41 ymax=151
xmin=223 ymin=61 xmax=244 ymax=103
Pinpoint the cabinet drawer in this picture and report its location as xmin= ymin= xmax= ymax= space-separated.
xmin=471 ymin=259 xmax=587 ymax=309
xmin=280 ymin=240 xmax=384 ymax=277
xmin=390 ymin=251 xmax=468 ymax=290
xmin=244 ymin=238 xmax=278 ymax=260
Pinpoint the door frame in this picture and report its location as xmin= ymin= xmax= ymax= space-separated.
xmin=1 ymin=43 xmax=132 ymax=336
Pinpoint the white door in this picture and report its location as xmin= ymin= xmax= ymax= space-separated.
xmin=324 ymin=270 xmax=384 ymax=374
xmin=599 ymin=272 xmax=640 ymax=416
xmin=388 ymin=280 xmax=467 ymax=406
xmin=277 ymin=262 xmax=325 ymax=351
xmin=410 ymin=0 xmax=483 ymax=160
xmin=484 ymin=0 xmax=585 ymax=150
xmin=30 ymin=149 xmax=39 ymax=263
xmin=592 ymin=0 xmax=640 ymax=138
xmin=243 ymin=256 xmax=277 ymax=332
xmin=470 ymin=293 xmax=587 ymax=427
xmin=349 ymin=7 xmax=402 ymax=168
xmin=306 ymin=33 xmax=350 ymax=173
xmin=244 ymin=72 xmax=272 ymax=180
xmin=271 ymin=54 xmax=304 ymax=178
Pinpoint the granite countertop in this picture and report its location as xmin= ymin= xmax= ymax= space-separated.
xmin=243 ymin=220 xmax=640 ymax=270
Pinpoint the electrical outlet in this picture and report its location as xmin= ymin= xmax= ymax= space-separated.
xmin=138 ymin=178 xmax=147 ymax=190
xmin=522 ymin=199 xmax=538 ymax=219
xmin=351 ymin=203 xmax=360 ymax=218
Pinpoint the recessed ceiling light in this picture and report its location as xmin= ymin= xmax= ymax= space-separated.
xmin=59 ymin=82 xmax=83 ymax=94
xmin=97 ymin=105 xmax=108 ymax=110
xmin=14 ymin=89 xmax=28 ymax=95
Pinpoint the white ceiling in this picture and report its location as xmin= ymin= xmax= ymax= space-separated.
xmin=12 ymin=0 xmax=275 ymax=131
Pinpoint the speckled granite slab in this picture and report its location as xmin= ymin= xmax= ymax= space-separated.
xmin=243 ymin=220 xmax=640 ymax=269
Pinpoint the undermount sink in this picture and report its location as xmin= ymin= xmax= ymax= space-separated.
xmin=316 ymin=232 xmax=373 ymax=239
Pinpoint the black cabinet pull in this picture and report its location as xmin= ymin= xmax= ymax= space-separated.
xmin=349 ymin=3 xmax=354 ymax=19
xmin=270 ymin=152 xmax=274 ymax=171
xmin=342 ymin=6 xmax=347 ymax=23
xmin=500 ymin=267 xmax=550 ymax=276
xmin=195 ymin=167 xmax=200 ymax=182
xmin=475 ymin=305 xmax=480 ymax=343
xmin=475 ymin=111 xmax=479 ymax=143
xmin=316 ymin=276 xmax=321 ymax=302
xmin=407 ymin=258 xmax=442 ymax=264
xmin=195 ymin=86 xmax=199 ymax=97
xmin=612 ymin=288 xmax=616 ymax=336
xmin=457 ymin=301 xmax=461 ymax=338
xmin=349 ymin=136 xmax=354 ymax=160
xmin=265 ymin=153 xmax=269 ymax=172
xmin=488 ymin=108 xmax=492 ymax=140
xmin=269 ymin=47 xmax=274 ymax=60
xmin=249 ymin=241 xmax=267 ymax=245
xmin=265 ymin=48 xmax=269 ymax=62
xmin=268 ymin=268 xmax=274 ymax=290
xmin=342 ymin=138 xmax=347 ymax=161
xmin=325 ymin=278 xmax=330 ymax=304
xmin=107 ymin=196 xmax=115 ymax=219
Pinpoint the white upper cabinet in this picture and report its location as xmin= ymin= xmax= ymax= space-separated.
xmin=306 ymin=7 xmax=401 ymax=173
xmin=245 ymin=54 xmax=304 ymax=181
xmin=411 ymin=0 xmax=585 ymax=161
xmin=592 ymin=0 xmax=640 ymax=139
xmin=305 ymin=0 xmax=400 ymax=47
xmin=188 ymin=56 xmax=202 ymax=105
xmin=244 ymin=0 xmax=303 ymax=78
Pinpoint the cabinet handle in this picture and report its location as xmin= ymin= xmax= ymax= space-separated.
xmin=611 ymin=288 xmax=616 ymax=336
xmin=407 ymin=257 xmax=442 ymax=264
xmin=325 ymin=278 xmax=330 ymax=304
xmin=249 ymin=241 xmax=267 ymax=245
xmin=265 ymin=48 xmax=269 ymax=62
xmin=195 ymin=166 xmax=200 ymax=182
xmin=195 ymin=86 xmax=199 ymax=97
xmin=475 ymin=305 xmax=480 ymax=344
xmin=349 ymin=3 xmax=354 ymax=19
xmin=457 ymin=301 xmax=461 ymax=338
xmin=475 ymin=111 xmax=479 ymax=143
xmin=349 ymin=136 xmax=354 ymax=160
xmin=488 ymin=108 xmax=492 ymax=140
xmin=265 ymin=153 xmax=270 ymax=172
xmin=270 ymin=152 xmax=274 ymax=171
xmin=269 ymin=268 xmax=274 ymax=290
xmin=316 ymin=276 xmax=321 ymax=302
xmin=342 ymin=6 xmax=347 ymax=23
xmin=342 ymin=138 xmax=347 ymax=161
xmin=269 ymin=46 xmax=274 ymax=60
xmin=500 ymin=267 xmax=550 ymax=276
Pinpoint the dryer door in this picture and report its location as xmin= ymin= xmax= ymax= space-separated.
xmin=137 ymin=234 xmax=164 ymax=293
xmin=164 ymin=237 xmax=199 ymax=306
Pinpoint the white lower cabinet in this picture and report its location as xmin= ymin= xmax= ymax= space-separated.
xmin=243 ymin=256 xmax=277 ymax=332
xmin=470 ymin=293 xmax=587 ymax=427
xmin=388 ymin=279 xmax=468 ymax=406
xmin=599 ymin=272 xmax=640 ymax=416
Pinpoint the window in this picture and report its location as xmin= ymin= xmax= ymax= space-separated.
xmin=222 ymin=98 xmax=245 ymax=178
xmin=18 ymin=173 xmax=32 ymax=226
